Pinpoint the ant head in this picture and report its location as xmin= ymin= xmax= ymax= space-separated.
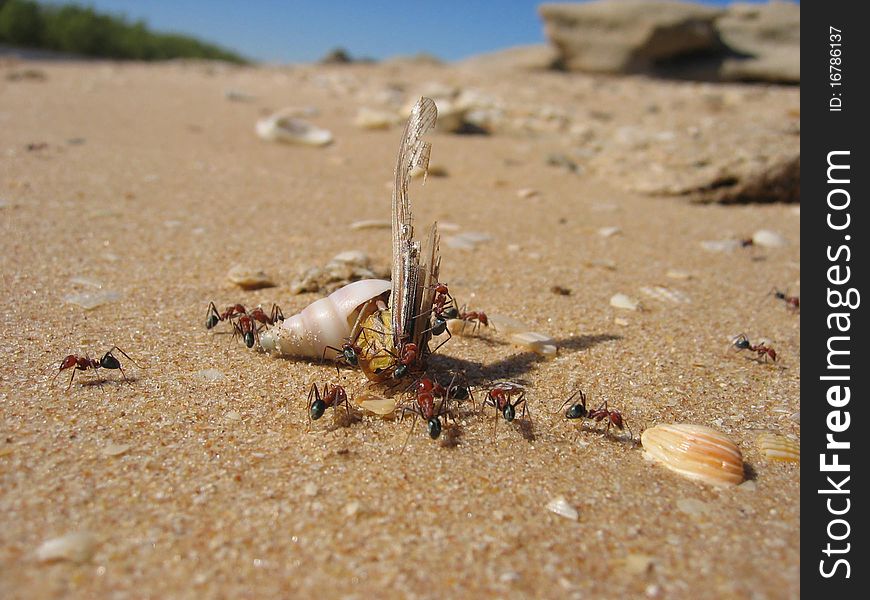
xmin=206 ymin=315 xmax=220 ymax=329
xmin=244 ymin=332 xmax=255 ymax=348
xmin=502 ymin=403 xmax=516 ymax=422
xmin=733 ymin=335 xmax=750 ymax=350
xmin=443 ymin=307 xmax=459 ymax=320
xmin=565 ymin=403 xmax=587 ymax=419
xmin=393 ymin=364 xmax=408 ymax=379
xmin=427 ymin=417 xmax=442 ymax=439
xmin=310 ymin=398 xmax=326 ymax=420
xmin=100 ymin=352 xmax=121 ymax=370
xmin=611 ymin=413 xmax=625 ymax=429
xmin=451 ymin=385 xmax=470 ymax=401
xmin=342 ymin=347 xmax=359 ymax=366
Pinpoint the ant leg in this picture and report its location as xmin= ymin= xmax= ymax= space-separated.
xmin=399 ymin=411 xmax=418 ymax=455
xmin=66 ymin=369 xmax=77 ymax=391
xmin=306 ymin=383 xmax=321 ymax=431
xmin=107 ymin=346 xmax=141 ymax=368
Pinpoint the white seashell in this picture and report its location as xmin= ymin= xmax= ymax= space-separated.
xmin=256 ymin=112 xmax=333 ymax=146
xmin=445 ymin=231 xmax=492 ymax=250
xmin=471 ymin=313 xmax=558 ymax=357
xmin=610 ymin=293 xmax=639 ymax=311
xmin=517 ymin=188 xmax=540 ymax=199
xmin=700 ymin=239 xmax=741 ymax=253
xmin=36 ymin=532 xmax=97 ymax=563
xmin=63 ymin=290 xmax=122 ymax=310
xmin=349 ymin=219 xmax=391 ymax=231
xmin=546 ymin=496 xmax=579 ymax=521
xmin=752 ymin=229 xmax=787 ymax=248
xmin=508 ymin=332 xmax=558 ymax=357
xmin=260 ymin=279 xmax=390 ymax=360
xmin=641 ymin=423 xmax=744 ymax=486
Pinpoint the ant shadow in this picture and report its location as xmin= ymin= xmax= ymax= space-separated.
xmin=429 ymin=332 xmax=621 ymax=384
xmin=440 ymin=423 xmax=463 ymax=449
xmin=75 ymin=375 xmax=140 ymax=388
xmin=514 ymin=418 xmax=535 ymax=442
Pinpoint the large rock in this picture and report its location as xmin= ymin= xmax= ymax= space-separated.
xmin=717 ymin=2 xmax=800 ymax=83
xmin=538 ymin=1 xmax=723 ymax=73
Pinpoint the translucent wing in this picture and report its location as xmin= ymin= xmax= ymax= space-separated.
xmin=391 ymin=97 xmax=438 ymax=347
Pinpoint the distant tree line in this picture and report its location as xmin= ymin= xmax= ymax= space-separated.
xmin=0 ymin=0 xmax=248 ymax=63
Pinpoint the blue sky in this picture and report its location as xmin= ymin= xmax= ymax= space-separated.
xmin=45 ymin=0 xmax=790 ymax=63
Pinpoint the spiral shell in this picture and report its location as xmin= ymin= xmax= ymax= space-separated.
xmin=641 ymin=423 xmax=744 ymax=486
xmin=259 ymin=279 xmax=390 ymax=360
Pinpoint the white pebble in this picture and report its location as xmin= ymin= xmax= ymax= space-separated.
xmin=700 ymin=239 xmax=741 ymax=253
xmin=546 ymin=496 xmax=579 ymax=521
xmin=610 ymin=293 xmax=639 ymax=311
xmin=304 ymin=482 xmax=319 ymax=497
xmin=256 ymin=112 xmax=332 ymax=146
xmin=598 ymin=226 xmax=622 ymax=238
xmin=665 ymin=270 xmax=692 ymax=280
xmin=752 ymin=229 xmax=787 ymax=248
xmin=517 ymin=188 xmax=540 ymax=199
xmin=101 ymin=443 xmax=131 ymax=457
xmin=36 ymin=532 xmax=97 ymax=564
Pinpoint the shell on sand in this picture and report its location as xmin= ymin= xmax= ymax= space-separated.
xmin=256 ymin=111 xmax=333 ymax=146
xmin=641 ymin=423 xmax=744 ymax=486
xmin=756 ymin=432 xmax=800 ymax=463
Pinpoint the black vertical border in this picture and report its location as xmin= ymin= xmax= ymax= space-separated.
xmin=803 ymin=1 xmax=867 ymax=596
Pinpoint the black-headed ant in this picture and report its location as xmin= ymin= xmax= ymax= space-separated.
xmin=399 ymin=376 xmax=454 ymax=450
xmin=558 ymin=389 xmax=632 ymax=439
xmin=233 ymin=313 xmax=260 ymax=349
xmin=767 ymin=289 xmax=800 ymax=313
xmin=206 ymin=302 xmax=246 ymax=330
xmin=732 ymin=334 xmax=777 ymax=362
xmin=484 ymin=381 xmax=529 ymax=429
xmin=306 ymin=382 xmax=350 ymax=428
xmin=51 ymin=346 xmax=139 ymax=390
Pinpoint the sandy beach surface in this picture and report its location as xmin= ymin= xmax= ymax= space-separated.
xmin=1 ymin=59 xmax=799 ymax=598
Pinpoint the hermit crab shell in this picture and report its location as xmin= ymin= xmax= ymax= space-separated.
xmin=259 ymin=279 xmax=390 ymax=360
xmin=641 ymin=423 xmax=744 ymax=486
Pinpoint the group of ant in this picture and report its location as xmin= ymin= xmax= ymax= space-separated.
xmin=204 ymin=302 xmax=285 ymax=348
xmin=306 ymin=374 xmax=631 ymax=448
xmin=728 ymin=288 xmax=799 ymax=364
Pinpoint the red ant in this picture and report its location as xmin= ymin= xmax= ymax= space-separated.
xmin=248 ymin=304 xmax=285 ymax=327
xmin=458 ymin=309 xmax=490 ymax=334
xmin=379 ymin=340 xmax=418 ymax=380
xmin=732 ymin=334 xmax=777 ymax=362
xmin=558 ymin=389 xmax=632 ymax=439
xmin=484 ymin=381 xmax=529 ymax=429
xmin=233 ymin=313 xmax=261 ymax=349
xmin=767 ymin=289 xmax=800 ymax=312
xmin=205 ymin=302 xmax=246 ymax=330
xmin=51 ymin=347 xmax=139 ymax=390
xmin=306 ymin=382 xmax=350 ymax=427
xmin=399 ymin=376 xmax=455 ymax=449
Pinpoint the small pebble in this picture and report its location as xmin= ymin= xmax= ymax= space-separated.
xmin=256 ymin=112 xmax=332 ymax=146
xmin=227 ymin=265 xmax=275 ymax=290
xmin=610 ymin=293 xmax=639 ymax=311
xmin=304 ymin=482 xmax=319 ymax=497
xmin=665 ymin=270 xmax=692 ymax=280
xmin=445 ymin=232 xmax=491 ymax=250
xmin=677 ymin=498 xmax=711 ymax=516
xmin=752 ymin=229 xmax=787 ymax=248
xmin=546 ymin=496 xmax=579 ymax=521
xmin=36 ymin=532 xmax=97 ymax=564
xmin=101 ymin=443 xmax=131 ymax=457
xmin=700 ymin=239 xmax=742 ymax=253
xmin=225 ymin=411 xmax=242 ymax=421
xmin=517 ymin=188 xmax=540 ymax=199
xmin=598 ymin=226 xmax=621 ymax=238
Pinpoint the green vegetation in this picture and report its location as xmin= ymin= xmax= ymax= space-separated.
xmin=0 ymin=0 xmax=248 ymax=63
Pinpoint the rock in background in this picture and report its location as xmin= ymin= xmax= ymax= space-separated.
xmin=539 ymin=0 xmax=800 ymax=84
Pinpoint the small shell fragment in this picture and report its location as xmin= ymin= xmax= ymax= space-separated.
xmin=353 ymin=392 xmax=397 ymax=416
xmin=641 ymin=423 xmax=744 ymax=486
xmin=226 ymin=265 xmax=275 ymax=290
xmin=508 ymin=331 xmax=558 ymax=358
xmin=63 ymin=290 xmax=122 ymax=310
xmin=256 ymin=112 xmax=333 ymax=146
xmin=701 ymin=239 xmax=742 ymax=253
xmin=610 ymin=293 xmax=639 ymax=311
xmin=349 ymin=219 xmax=391 ymax=231
xmin=757 ymin=432 xmax=800 ymax=463
xmin=546 ymin=496 xmax=579 ymax=521
xmin=666 ymin=270 xmax=692 ymax=280
xmin=101 ymin=443 xmax=131 ymax=457
xmin=36 ymin=532 xmax=97 ymax=564
xmin=354 ymin=107 xmax=400 ymax=130
xmin=445 ymin=231 xmax=492 ymax=250
xmin=752 ymin=229 xmax=787 ymax=248
xmin=639 ymin=286 xmax=690 ymax=304
xmin=517 ymin=188 xmax=540 ymax=199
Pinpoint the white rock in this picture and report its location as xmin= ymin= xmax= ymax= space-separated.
xmin=36 ymin=532 xmax=97 ymax=563
xmin=256 ymin=112 xmax=333 ymax=146
xmin=752 ymin=229 xmax=787 ymax=248
xmin=546 ymin=496 xmax=579 ymax=521
xmin=610 ymin=293 xmax=639 ymax=311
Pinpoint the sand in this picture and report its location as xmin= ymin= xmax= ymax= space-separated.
xmin=1 ymin=59 xmax=799 ymax=598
